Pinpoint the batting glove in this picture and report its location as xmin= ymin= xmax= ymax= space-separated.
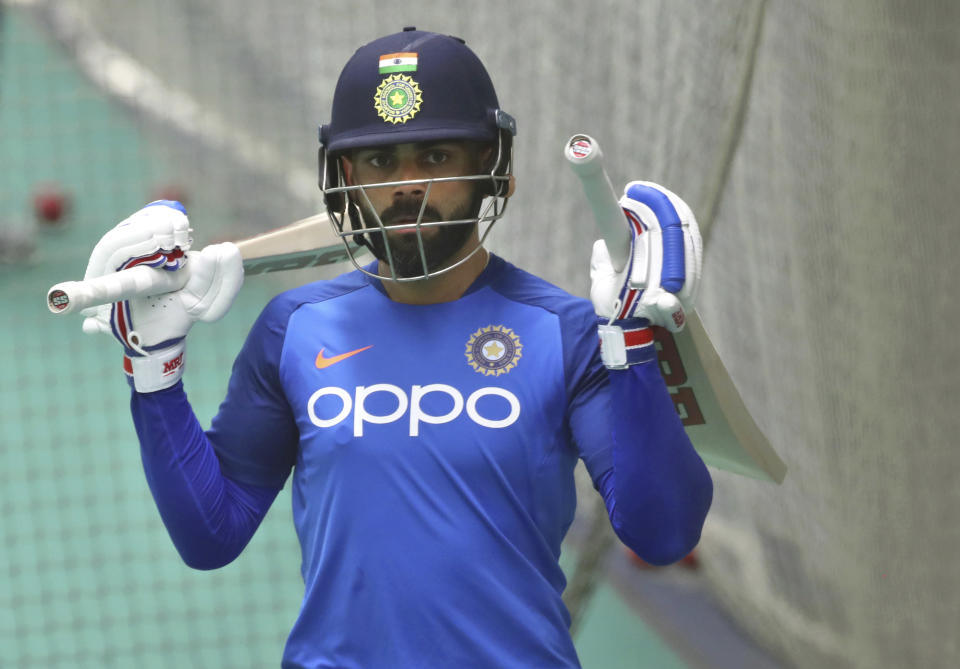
xmin=81 ymin=201 xmax=244 ymax=392
xmin=590 ymin=182 xmax=702 ymax=368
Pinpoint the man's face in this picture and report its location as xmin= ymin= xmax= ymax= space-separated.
xmin=341 ymin=141 xmax=488 ymax=278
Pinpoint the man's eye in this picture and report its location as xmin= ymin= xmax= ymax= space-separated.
xmin=367 ymin=154 xmax=393 ymax=169
xmin=423 ymin=151 xmax=449 ymax=166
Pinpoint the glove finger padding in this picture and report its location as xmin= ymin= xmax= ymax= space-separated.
xmin=180 ymin=243 xmax=244 ymax=323
xmin=113 ymin=243 xmax=243 ymax=354
xmin=121 ymin=243 xmax=242 ymax=393
xmin=80 ymin=201 xmax=192 ymax=335
xmin=83 ymin=201 xmax=191 ymax=281
xmin=620 ymin=181 xmax=702 ymax=332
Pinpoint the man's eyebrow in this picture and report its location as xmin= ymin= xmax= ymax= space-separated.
xmin=414 ymin=141 xmax=458 ymax=150
xmin=349 ymin=146 xmax=395 ymax=160
xmin=351 ymin=141 xmax=466 ymax=159
xmin=354 ymin=146 xmax=395 ymax=154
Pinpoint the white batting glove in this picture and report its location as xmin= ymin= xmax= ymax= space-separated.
xmin=81 ymin=201 xmax=244 ymax=392
xmin=590 ymin=182 xmax=702 ymax=368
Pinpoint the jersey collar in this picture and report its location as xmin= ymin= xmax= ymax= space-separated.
xmin=363 ymin=253 xmax=505 ymax=299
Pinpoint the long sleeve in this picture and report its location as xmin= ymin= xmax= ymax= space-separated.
xmin=127 ymin=287 xmax=336 ymax=568
xmin=130 ymin=382 xmax=282 ymax=570
xmin=486 ymin=263 xmax=714 ymax=566
xmin=592 ymin=360 xmax=713 ymax=564
xmin=570 ymin=323 xmax=713 ymax=566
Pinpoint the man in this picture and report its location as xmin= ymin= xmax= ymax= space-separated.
xmin=80 ymin=28 xmax=712 ymax=668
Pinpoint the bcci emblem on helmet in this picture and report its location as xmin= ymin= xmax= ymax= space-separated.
xmin=374 ymin=74 xmax=423 ymax=124
xmin=466 ymin=325 xmax=522 ymax=376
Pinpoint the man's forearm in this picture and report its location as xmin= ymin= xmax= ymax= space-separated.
xmin=598 ymin=360 xmax=713 ymax=565
xmin=130 ymin=383 xmax=280 ymax=569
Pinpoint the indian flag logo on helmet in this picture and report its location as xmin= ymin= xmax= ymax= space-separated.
xmin=379 ymin=52 xmax=418 ymax=74
xmin=374 ymin=74 xmax=423 ymax=124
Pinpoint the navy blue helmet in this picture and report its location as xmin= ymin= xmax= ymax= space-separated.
xmin=320 ymin=28 xmax=514 ymax=152
xmin=319 ymin=28 xmax=516 ymax=281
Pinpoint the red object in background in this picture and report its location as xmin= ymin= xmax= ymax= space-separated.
xmin=150 ymin=183 xmax=190 ymax=207
xmin=626 ymin=546 xmax=700 ymax=570
xmin=33 ymin=184 xmax=71 ymax=225
xmin=678 ymin=550 xmax=699 ymax=569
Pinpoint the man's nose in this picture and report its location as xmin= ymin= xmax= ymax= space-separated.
xmin=393 ymin=161 xmax=427 ymax=198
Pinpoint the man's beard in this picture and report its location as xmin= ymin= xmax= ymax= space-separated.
xmin=359 ymin=192 xmax=483 ymax=278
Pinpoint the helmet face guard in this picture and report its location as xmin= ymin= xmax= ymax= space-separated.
xmin=318 ymin=28 xmax=516 ymax=281
xmin=319 ymin=116 xmax=514 ymax=281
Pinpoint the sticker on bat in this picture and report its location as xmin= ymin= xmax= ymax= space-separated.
xmin=652 ymin=326 xmax=705 ymax=426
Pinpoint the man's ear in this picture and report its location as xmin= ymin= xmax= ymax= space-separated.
xmin=479 ymin=144 xmax=496 ymax=172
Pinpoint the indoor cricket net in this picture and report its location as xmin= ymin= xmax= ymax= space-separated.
xmin=2 ymin=1 xmax=958 ymax=667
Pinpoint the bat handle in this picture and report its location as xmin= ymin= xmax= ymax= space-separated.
xmin=564 ymin=134 xmax=630 ymax=273
xmin=47 ymin=265 xmax=190 ymax=316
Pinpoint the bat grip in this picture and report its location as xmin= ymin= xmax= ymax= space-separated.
xmin=47 ymin=265 xmax=189 ymax=315
xmin=564 ymin=134 xmax=631 ymax=273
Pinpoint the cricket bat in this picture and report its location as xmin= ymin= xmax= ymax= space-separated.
xmin=45 ymin=145 xmax=786 ymax=483
xmin=46 ymin=212 xmax=366 ymax=316
xmin=565 ymin=134 xmax=786 ymax=484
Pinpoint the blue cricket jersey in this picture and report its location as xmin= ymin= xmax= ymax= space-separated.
xmin=131 ymin=254 xmax=712 ymax=668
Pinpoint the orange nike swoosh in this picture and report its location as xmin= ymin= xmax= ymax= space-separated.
xmin=315 ymin=345 xmax=373 ymax=369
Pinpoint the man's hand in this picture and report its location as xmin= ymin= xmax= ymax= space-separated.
xmin=591 ymin=181 xmax=702 ymax=330
xmin=590 ymin=182 xmax=702 ymax=368
xmin=81 ymin=201 xmax=243 ymax=392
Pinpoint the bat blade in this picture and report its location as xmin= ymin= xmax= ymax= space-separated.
xmin=659 ymin=316 xmax=787 ymax=483
xmin=46 ymin=211 xmax=367 ymax=315
xmin=564 ymin=134 xmax=786 ymax=483
xmin=235 ymin=212 xmax=365 ymax=275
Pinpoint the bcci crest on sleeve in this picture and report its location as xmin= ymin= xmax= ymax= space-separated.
xmin=466 ymin=326 xmax=522 ymax=376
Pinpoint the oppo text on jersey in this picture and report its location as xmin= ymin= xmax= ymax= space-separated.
xmin=306 ymin=384 xmax=521 ymax=437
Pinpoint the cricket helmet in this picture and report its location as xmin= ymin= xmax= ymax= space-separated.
xmin=318 ymin=27 xmax=516 ymax=281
